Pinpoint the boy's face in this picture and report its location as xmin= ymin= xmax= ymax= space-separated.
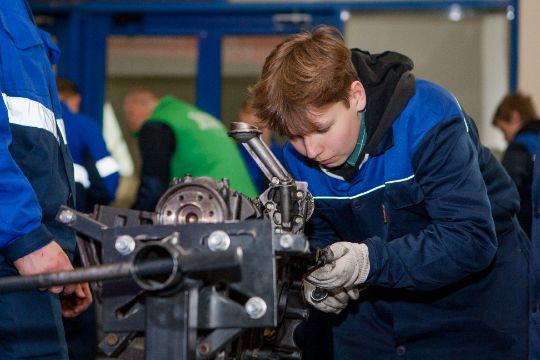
xmin=289 ymin=81 xmax=365 ymax=168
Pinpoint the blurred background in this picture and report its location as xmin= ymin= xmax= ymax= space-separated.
xmin=28 ymin=0 xmax=540 ymax=207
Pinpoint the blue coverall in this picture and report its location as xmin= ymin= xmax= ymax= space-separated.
xmin=291 ymin=79 xmax=529 ymax=359
xmin=0 ymin=1 xmax=75 ymax=358
xmin=62 ymin=102 xmax=119 ymax=212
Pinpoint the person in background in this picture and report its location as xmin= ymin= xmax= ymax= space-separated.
xmin=0 ymin=2 xmax=92 ymax=359
xmin=237 ymin=98 xmax=284 ymax=193
xmin=249 ymin=25 xmax=528 ymax=360
xmin=57 ymin=78 xmax=120 ymax=213
xmin=57 ymin=78 xmax=118 ymax=360
xmin=493 ymin=92 xmax=540 ymax=238
xmin=123 ymin=88 xmax=258 ymax=211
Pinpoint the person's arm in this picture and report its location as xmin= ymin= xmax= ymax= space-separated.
xmin=133 ymin=122 xmax=175 ymax=211
xmin=366 ymin=117 xmax=497 ymax=290
xmin=0 ymin=94 xmax=77 ymax=296
xmin=81 ymin=117 xmax=120 ymax=204
xmin=501 ymin=142 xmax=532 ymax=193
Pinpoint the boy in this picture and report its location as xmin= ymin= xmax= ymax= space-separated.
xmin=250 ymin=26 xmax=528 ymax=360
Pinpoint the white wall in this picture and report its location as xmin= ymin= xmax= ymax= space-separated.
xmin=519 ymin=0 xmax=540 ymax=110
xmin=344 ymin=10 xmax=509 ymax=151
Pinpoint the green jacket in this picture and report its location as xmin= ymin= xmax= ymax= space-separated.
xmin=148 ymin=96 xmax=258 ymax=197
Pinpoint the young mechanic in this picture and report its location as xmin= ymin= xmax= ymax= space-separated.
xmin=249 ymin=25 xmax=529 ymax=360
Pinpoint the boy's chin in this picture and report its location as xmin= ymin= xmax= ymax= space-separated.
xmin=320 ymin=160 xmax=346 ymax=169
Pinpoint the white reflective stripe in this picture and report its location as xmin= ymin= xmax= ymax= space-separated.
xmin=96 ymin=156 xmax=119 ymax=178
xmin=56 ymin=118 xmax=68 ymax=144
xmin=2 ymin=93 xmax=59 ymax=142
xmin=451 ymin=94 xmax=469 ymax=133
xmin=313 ymin=174 xmax=415 ymax=200
xmin=73 ymin=163 xmax=90 ymax=189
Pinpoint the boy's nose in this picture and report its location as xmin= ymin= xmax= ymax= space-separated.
xmin=304 ymin=136 xmax=322 ymax=160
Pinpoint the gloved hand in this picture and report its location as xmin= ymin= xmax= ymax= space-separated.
xmin=306 ymin=242 xmax=370 ymax=289
xmin=303 ymin=280 xmax=360 ymax=314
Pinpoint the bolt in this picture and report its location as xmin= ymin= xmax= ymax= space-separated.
xmin=296 ymin=190 xmax=304 ymax=199
xmin=271 ymin=177 xmax=280 ymax=185
xmin=294 ymin=217 xmax=303 ymax=224
xmin=245 ymin=297 xmax=267 ymax=319
xmin=279 ymin=234 xmax=294 ymax=249
xmin=115 ymin=235 xmax=136 ymax=255
xmin=105 ymin=333 xmax=119 ymax=346
xmin=265 ymin=202 xmax=275 ymax=211
xmin=58 ymin=210 xmax=76 ymax=224
xmin=207 ymin=230 xmax=230 ymax=251
xmin=197 ymin=342 xmax=211 ymax=356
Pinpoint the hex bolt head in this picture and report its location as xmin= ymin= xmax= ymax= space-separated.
xmin=105 ymin=333 xmax=119 ymax=346
xmin=279 ymin=234 xmax=294 ymax=249
xmin=265 ymin=202 xmax=275 ymax=211
xmin=197 ymin=342 xmax=211 ymax=356
xmin=58 ymin=210 xmax=76 ymax=224
xmin=271 ymin=177 xmax=280 ymax=185
xmin=245 ymin=297 xmax=267 ymax=319
xmin=296 ymin=190 xmax=304 ymax=199
xmin=207 ymin=230 xmax=230 ymax=251
xmin=115 ymin=235 xmax=136 ymax=255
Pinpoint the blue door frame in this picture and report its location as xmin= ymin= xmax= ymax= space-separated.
xmin=30 ymin=1 xmax=516 ymax=124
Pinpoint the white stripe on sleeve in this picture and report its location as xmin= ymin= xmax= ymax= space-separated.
xmin=73 ymin=163 xmax=90 ymax=189
xmin=96 ymin=156 xmax=119 ymax=178
xmin=2 ymin=93 xmax=59 ymax=142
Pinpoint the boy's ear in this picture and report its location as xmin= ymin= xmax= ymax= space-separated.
xmin=350 ymin=81 xmax=366 ymax=112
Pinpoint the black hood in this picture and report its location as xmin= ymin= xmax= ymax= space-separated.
xmin=330 ymin=49 xmax=416 ymax=180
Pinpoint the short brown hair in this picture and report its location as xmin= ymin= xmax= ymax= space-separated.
xmin=249 ymin=25 xmax=358 ymax=137
xmin=56 ymin=77 xmax=80 ymax=98
xmin=492 ymin=92 xmax=537 ymax=126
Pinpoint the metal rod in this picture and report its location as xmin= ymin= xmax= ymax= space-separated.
xmin=229 ymin=122 xmax=291 ymax=183
xmin=0 ymin=262 xmax=132 ymax=293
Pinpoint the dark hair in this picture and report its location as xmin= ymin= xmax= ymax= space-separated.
xmin=249 ymin=25 xmax=357 ymax=137
xmin=492 ymin=92 xmax=538 ymax=126
xmin=56 ymin=78 xmax=80 ymax=97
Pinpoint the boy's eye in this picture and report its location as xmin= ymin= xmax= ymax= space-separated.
xmin=316 ymin=125 xmax=332 ymax=134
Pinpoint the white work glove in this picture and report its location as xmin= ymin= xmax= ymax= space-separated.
xmin=306 ymin=242 xmax=370 ymax=289
xmin=303 ymin=280 xmax=360 ymax=314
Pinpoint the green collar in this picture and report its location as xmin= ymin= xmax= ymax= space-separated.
xmin=346 ymin=111 xmax=367 ymax=167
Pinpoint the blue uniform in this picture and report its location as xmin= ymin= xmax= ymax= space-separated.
xmin=62 ymin=102 xmax=119 ymax=212
xmin=291 ymin=80 xmax=528 ymax=359
xmin=0 ymin=1 xmax=75 ymax=358
xmin=530 ymin=137 xmax=540 ymax=359
xmin=501 ymin=122 xmax=540 ymax=238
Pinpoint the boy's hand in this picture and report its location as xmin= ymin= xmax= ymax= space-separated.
xmin=303 ymin=280 xmax=359 ymax=314
xmin=306 ymin=242 xmax=370 ymax=289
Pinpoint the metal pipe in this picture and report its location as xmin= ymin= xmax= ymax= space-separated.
xmin=228 ymin=122 xmax=290 ymax=183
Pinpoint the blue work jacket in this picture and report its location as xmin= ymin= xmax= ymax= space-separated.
xmin=0 ymin=2 xmax=76 ymax=262
xmin=61 ymin=102 xmax=119 ymax=211
xmin=288 ymin=80 xmax=529 ymax=359
xmin=501 ymin=123 xmax=540 ymax=238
